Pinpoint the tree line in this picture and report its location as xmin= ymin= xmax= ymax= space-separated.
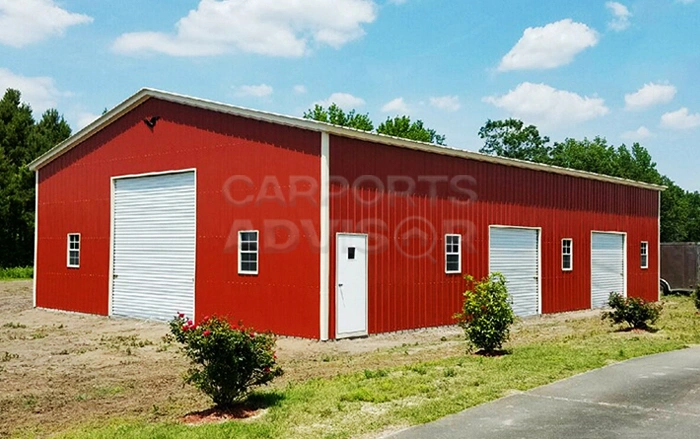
xmin=477 ymin=119 xmax=700 ymax=242
xmin=0 ymin=89 xmax=71 ymax=268
xmin=0 ymin=93 xmax=696 ymax=268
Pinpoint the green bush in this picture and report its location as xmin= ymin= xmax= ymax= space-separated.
xmin=602 ymin=292 xmax=662 ymax=330
xmin=0 ymin=266 xmax=33 ymax=279
xmin=170 ymin=314 xmax=283 ymax=407
xmin=692 ymin=286 xmax=700 ymax=312
xmin=454 ymin=273 xmax=515 ymax=353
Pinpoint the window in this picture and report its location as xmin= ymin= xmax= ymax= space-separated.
xmin=67 ymin=234 xmax=80 ymax=268
xmin=238 ymin=231 xmax=259 ymax=274
xmin=445 ymin=234 xmax=461 ymax=274
xmin=562 ymin=238 xmax=573 ymax=271
xmin=641 ymin=241 xmax=648 ymax=269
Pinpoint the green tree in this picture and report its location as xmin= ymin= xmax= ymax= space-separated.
xmin=303 ymin=104 xmax=373 ymax=131
xmin=478 ymin=118 xmax=551 ymax=162
xmin=377 ymin=115 xmax=446 ymax=145
xmin=477 ymin=119 xmax=694 ymax=243
xmin=303 ymin=103 xmax=446 ymax=145
xmin=0 ymin=88 xmax=71 ymax=268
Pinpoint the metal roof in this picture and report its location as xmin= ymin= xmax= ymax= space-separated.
xmin=28 ymin=87 xmax=665 ymax=191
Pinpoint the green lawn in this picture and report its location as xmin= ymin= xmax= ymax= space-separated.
xmin=43 ymin=296 xmax=700 ymax=439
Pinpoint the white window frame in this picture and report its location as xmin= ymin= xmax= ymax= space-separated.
xmin=238 ymin=230 xmax=259 ymax=275
xmin=561 ymin=238 xmax=573 ymax=271
xmin=444 ymin=234 xmax=462 ymax=274
xmin=67 ymin=233 xmax=80 ymax=268
xmin=640 ymin=241 xmax=649 ymax=269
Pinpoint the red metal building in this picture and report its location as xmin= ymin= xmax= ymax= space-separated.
xmin=29 ymin=89 xmax=662 ymax=340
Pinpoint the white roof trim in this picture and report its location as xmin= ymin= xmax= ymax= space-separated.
xmin=29 ymin=87 xmax=665 ymax=191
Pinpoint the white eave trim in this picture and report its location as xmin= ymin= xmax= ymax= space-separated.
xmin=28 ymin=88 xmax=666 ymax=192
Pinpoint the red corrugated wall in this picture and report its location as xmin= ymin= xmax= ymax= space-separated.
xmin=328 ymin=136 xmax=659 ymax=337
xmin=36 ymin=98 xmax=321 ymax=338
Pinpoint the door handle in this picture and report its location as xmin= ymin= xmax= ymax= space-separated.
xmin=338 ymin=283 xmax=344 ymax=287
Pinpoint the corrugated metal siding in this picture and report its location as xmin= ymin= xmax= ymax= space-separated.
xmin=489 ymin=227 xmax=539 ymax=316
xmin=112 ymin=172 xmax=195 ymax=320
xmin=36 ymin=99 xmax=321 ymax=338
xmin=591 ymin=232 xmax=625 ymax=308
xmin=328 ymin=135 xmax=659 ymax=336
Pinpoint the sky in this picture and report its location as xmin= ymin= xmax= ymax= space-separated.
xmin=1 ymin=0 xmax=699 ymax=190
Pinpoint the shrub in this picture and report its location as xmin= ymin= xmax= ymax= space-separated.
xmin=0 ymin=266 xmax=33 ymax=279
xmin=602 ymin=292 xmax=662 ymax=330
xmin=454 ymin=273 xmax=515 ymax=353
xmin=170 ymin=314 xmax=283 ymax=407
xmin=692 ymin=286 xmax=700 ymax=312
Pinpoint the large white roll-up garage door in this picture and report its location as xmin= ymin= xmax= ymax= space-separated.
xmin=489 ymin=227 xmax=540 ymax=316
xmin=591 ymin=232 xmax=625 ymax=308
xmin=111 ymin=171 xmax=196 ymax=320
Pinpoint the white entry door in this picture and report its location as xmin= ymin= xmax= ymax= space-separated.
xmin=591 ymin=232 xmax=626 ymax=308
xmin=112 ymin=171 xmax=196 ymax=320
xmin=489 ymin=227 xmax=540 ymax=316
xmin=336 ymin=234 xmax=368 ymax=338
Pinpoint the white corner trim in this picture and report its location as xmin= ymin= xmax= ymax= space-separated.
xmin=320 ymin=132 xmax=330 ymax=341
xmin=33 ymin=170 xmax=38 ymax=308
xmin=657 ymin=193 xmax=661 ymax=301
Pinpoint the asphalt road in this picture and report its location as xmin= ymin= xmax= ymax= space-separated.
xmin=389 ymin=347 xmax=700 ymax=439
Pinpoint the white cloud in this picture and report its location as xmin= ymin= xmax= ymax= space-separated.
xmin=293 ymin=85 xmax=307 ymax=95
xmin=316 ymin=92 xmax=365 ymax=109
xmin=234 ymin=83 xmax=273 ymax=97
xmin=381 ymin=97 xmax=409 ymax=114
xmin=621 ymin=126 xmax=652 ymax=140
xmin=498 ymin=19 xmax=599 ymax=71
xmin=660 ymin=107 xmax=700 ymax=130
xmin=606 ymin=2 xmax=631 ymax=31
xmin=75 ymin=112 xmax=100 ymax=130
xmin=429 ymin=95 xmax=461 ymax=112
xmin=0 ymin=0 xmax=92 ymax=47
xmin=624 ymin=82 xmax=676 ymax=110
xmin=0 ymin=68 xmax=67 ymax=114
xmin=483 ymin=82 xmax=609 ymax=128
xmin=112 ymin=0 xmax=376 ymax=57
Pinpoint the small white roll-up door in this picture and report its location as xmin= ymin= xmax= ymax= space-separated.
xmin=591 ymin=232 xmax=625 ymax=308
xmin=489 ymin=227 xmax=540 ymax=317
xmin=112 ymin=172 xmax=196 ymax=320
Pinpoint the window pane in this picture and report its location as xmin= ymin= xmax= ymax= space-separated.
xmin=563 ymin=254 xmax=571 ymax=269
xmin=241 ymin=252 xmax=257 ymax=262
xmin=241 ymin=232 xmax=257 ymax=242
xmin=241 ymin=262 xmax=255 ymax=272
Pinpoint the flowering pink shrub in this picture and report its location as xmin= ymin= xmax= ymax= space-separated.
xmin=170 ymin=314 xmax=282 ymax=407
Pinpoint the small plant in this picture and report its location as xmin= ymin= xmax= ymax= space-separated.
xmin=454 ymin=273 xmax=515 ymax=354
xmin=2 ymin=322 xmax=26 ymax=329
xmin=170 ymin=314 xmax=282 ymax=407
xmin=602 ymin=292 xmax=662 ymax=330
xmin=0 ymin=266 xmax=33 ymax=279
xmin=692 ymin=286 xmax=700 ymax=312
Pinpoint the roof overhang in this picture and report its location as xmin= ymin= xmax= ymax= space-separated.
xmin=29 ymin=87 xmax=666 ymax=192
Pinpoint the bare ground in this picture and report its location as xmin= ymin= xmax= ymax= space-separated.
xmin=0 ymin=280 xmax=603 ymax=437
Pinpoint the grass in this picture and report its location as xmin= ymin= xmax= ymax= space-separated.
xmin=0 ymin=266 xmax=33 ymax=280
xmin=36 ymin=296 xmax=700 ymax=439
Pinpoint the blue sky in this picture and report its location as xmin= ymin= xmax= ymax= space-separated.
xmin=1 ymin=0 xmax=698 ymax=190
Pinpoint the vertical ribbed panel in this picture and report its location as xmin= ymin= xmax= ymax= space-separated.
xmin=489 ymin=227 xmax=540 ymax=316
xmin=112 ymin=171 xmax=195 ymax=320
xmin=591 ymin=232 xmax=625 ymax=308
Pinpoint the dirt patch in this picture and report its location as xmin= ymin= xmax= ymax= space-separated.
xmin=182 ymin=406 xmax=266 ymax=425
